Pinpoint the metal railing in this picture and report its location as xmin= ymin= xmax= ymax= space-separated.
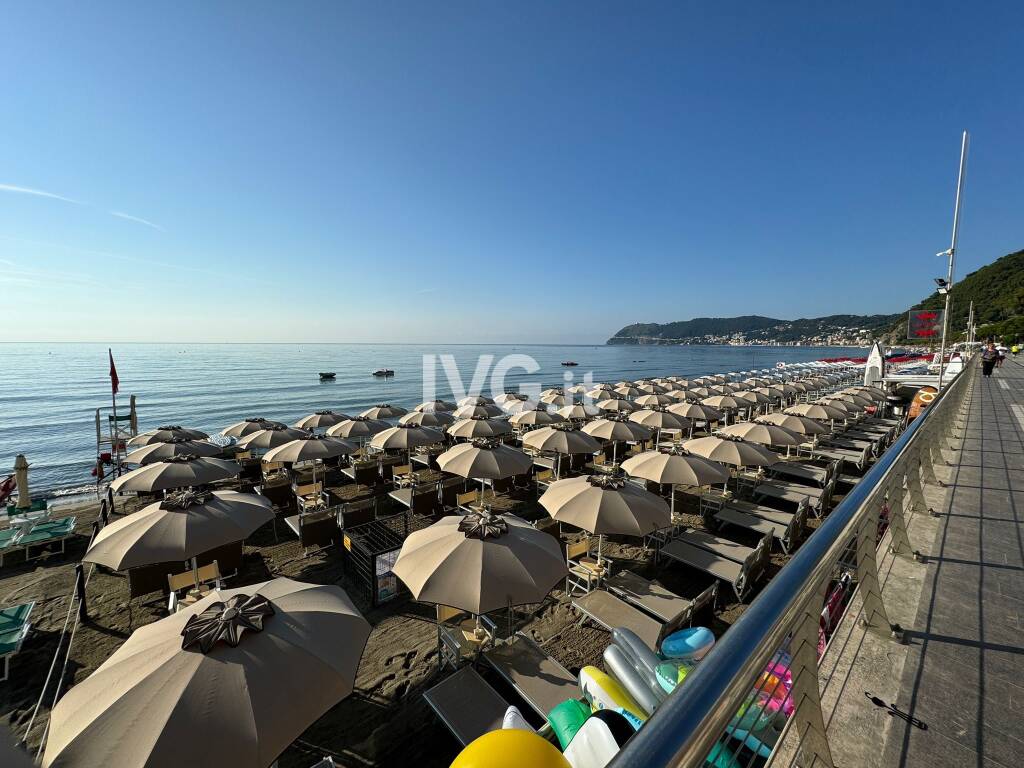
xmin=610 ymin=358 xmax=977 ymax=768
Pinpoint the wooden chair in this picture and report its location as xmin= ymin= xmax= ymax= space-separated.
xmin=565 ymin=539 xmax=610 ymax=596
xmin=167 ymin=561 xmax=222 ymax=612
xmin=391 ymin=464 xmax=413 ymax=487
xmin=456 ymin=491 xmax=479 ymax=510
xmin=436 ymin=605 xmax=496 ymax=671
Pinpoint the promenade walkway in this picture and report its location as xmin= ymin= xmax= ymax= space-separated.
xmin=880 ymin=358 xmax=1024 ymax=767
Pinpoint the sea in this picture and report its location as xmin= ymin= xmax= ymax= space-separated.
xmin=0 ymin=343 xmax=864 ymax=496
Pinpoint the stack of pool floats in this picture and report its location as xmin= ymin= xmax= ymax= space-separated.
xmin=447 ymin=625 xmax=797 ymax=768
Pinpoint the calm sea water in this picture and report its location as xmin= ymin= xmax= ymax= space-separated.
xmin=0 ymin=343 xmax=863 ymax=495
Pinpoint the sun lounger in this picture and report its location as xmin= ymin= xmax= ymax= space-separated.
xmin=605 ymin=570 xmax=717 ymax=624
xmin=284 ymin=509 xmax=340 ymax=556
xmin=483 ymin=633 xmax=577 ymax=719
xmin=660 ymin=531 xmax=771 ymax=601
xmin=809 ymin=445 xmax=870 ymax=473
xmin=423 ymin=665 xmax=510 ymax=746
xmin=572 ymin=589 xmax=691 ymax=650
xmin=713 ymin=497 xmax=808 ymax=554
xmin=753 ymin=476 xmax=836 ymax=517
xmin=0 ymin=601 xmax=34 ymax=681
xmin=1 ymin=517 xmax=77 ymax=565
xmin=766 ymin=460 xmax=832 ymax=488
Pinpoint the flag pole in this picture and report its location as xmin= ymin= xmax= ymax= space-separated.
xmin=109 ymin=349 xmax=122 ymax=478
xmin=937 ymin=130 xmax=969 ymax=390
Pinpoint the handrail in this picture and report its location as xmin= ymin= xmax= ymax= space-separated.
xmin=610 ymin=361 xmax=973 ymax=767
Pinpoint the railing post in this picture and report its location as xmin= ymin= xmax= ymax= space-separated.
xmin=855 ymin=495 xmax=893 ymax=631
xmin=789 ymin=580 xmax=835 ymax=768
xmin=903 ymin=456 xmax=929 ymax=515
xmin=885 ymin=476 xmax=915 ymax=558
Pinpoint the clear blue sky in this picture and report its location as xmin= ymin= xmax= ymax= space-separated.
xmin=1 ymin=2 xmax=1021 ymax=344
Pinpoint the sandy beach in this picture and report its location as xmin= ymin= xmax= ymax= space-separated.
xmin=0 ymin=482 xmax=799 ymax=767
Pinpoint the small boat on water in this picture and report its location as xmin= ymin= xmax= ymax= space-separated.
xmin=372 ymin=369 xmax=395 ymax=377
xmin=561 ymin=361 xmax=579 ymax=367
xmin=318 ymin=372 xmax=336 ymax=380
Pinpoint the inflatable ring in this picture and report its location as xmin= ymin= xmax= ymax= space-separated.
xmin=450 ymin=729 xmax=571 ymax=768
xmin=918 ymin=390 xmax=936 ymax=403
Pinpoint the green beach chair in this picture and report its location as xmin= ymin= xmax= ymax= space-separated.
xmin=0 ymin=527 xmax=22 ymax=567
xmin=16 ymin=517 xmax=77 ymax=561
xmin=0 ymin=601 xmax=34 ymax=681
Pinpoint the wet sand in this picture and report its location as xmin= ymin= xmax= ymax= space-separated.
xmin=0 ymin=488 xmax=800 ymax=767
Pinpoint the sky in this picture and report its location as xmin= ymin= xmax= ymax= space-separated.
xmin=1 ymin=2 xmax=1022 ymax=344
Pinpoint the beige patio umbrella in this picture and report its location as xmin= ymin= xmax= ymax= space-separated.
xmin=590 ymin=382 xmax=614 ymax=391
xmin=565 ymin=384 xmax=589 ymax=395
xmin=717 ymin=422 xmax=802 ymax=448
xmin=292 ymin=410 xmax=350 ymax=430
xmin=756 ymin=412 xmax=829 ymax=436
xmin=701 ymin=395 xmax=741 ymax=425
xmin=848 ymin=386 xmax=887 ymax=402
xmin=629 ymin=408 xmax=690 ymax=447
xmin=581 ymin=418 xmax=652 ymax=464
xmin=522 ymin=425 xmax=602 ymax=468
xmin=816 ymin=398 xmax=858 ymax=416
xmin=125 ymin=438 xmax=223 ymax=465
xmin=415 ymin=399 xmax=457 ymax=413
xmin=392 ymin=512 xmax=566 ymax=616
xmin=399 ymin=410 xmax=455 ymax=427
xmin=682 ymin=435 xmax=780 ymax=468
xmin=668 ymin=400 xmax=724 ymax=425
xmin=509 ymin=409 xmax=564 ymax=428
xmin=540 ymin=475 xmax=670 ymax=563
xmin=540 ymin=393 xmax=568 ymax=407
xmin=596 ymin=398 xmax=638 ymax=413
xmin=83 ymin=489 xmax=274 ymax=571
xmin=502 ymin=399 xmax=543 ymax=415
xmin=448 ymin=416 xmax=513 ymax=440
xmin=360 ymin=403 xmax=408 ymax=419
xmin=453 ymin=403 xmax=503 ymax=419
xmin=436 ymin=440 xmax=533 ymax=482
xmin=326 ymin=416 xmax=389 ymax=440
xmin=236 ymin=426 xmax=309 ymax=452
xmin=458 ymin=395 xmax=496 ymax=406
xmin=556 ymin=403 xmax=601 ymax=421
xmin=42 ymin=578 xmax=370 ymax=768
xmin=370 ymin=424 xmax=444 ymax=454
xmin=622 ymin=449 xmax=730 ymax=488
xmin=220 ymin=418 xmax=287 ymax=438
xmin=494 ymin=392 xmax=525 ymax=405
xmin=826 ymin=393 xmax=872 ymax=409
xmin=785 ymin=402 xmax=847 ymax=421
xmin=685 ymin=387 xmax=713 ymax=400
xmin=634 ymin=393 xmax=674 ymax=407
xmin=636 ymin=382 xmax=668 ymax=394
xmin=585 ymin=388 xmax=616 ymax=401
xmin=612 ymin=385 xmax=640 ymax=398
xmin=128 ymin=426 xmax=209 ymax=448
xmin=110 ymin=457 xmax=241 ymax=493
xmin=262 ymin=435 xmax=358 ymax=483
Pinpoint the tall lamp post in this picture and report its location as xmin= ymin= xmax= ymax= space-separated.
xmin=936 ymin=130 xmax=969 ymax=390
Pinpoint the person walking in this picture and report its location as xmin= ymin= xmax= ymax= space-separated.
xmin=981 ymin=342 xmax=998 ymax=378
xmin=1012 ymin=343 xmax=1020 ymax=358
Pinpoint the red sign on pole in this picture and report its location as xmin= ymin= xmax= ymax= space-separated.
xmin=907 ymin=310 xmax=944 ymax=339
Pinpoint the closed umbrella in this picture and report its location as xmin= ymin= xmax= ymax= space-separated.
xmin=42 ymin=579 xmax=370 ymax=768
xmin=326 ymin=417 xmax=389 ymax=440
xmin=13 ymin=454 xmax=30 ymax=510
xmin=540 ymin=475 xmax=670 ymax=564
xmin=236 ymin=426 xmax=309 ymax=452
xmin=360 ymin=404 xmax=408 ymax=419
xmin=393 ymin=512 xmax=566 ymax=616
xmin=84 ymin=489 xmax=274 ymax=571
xmin=111 ymin=457 xmax=241 ymax=493
xmin=399 ymin=411 xmax=455 ymax=427
xmin=682 ymin=435 xmax=780 ymax=468
xmin=292 ymin=410 xmax=350 ymax=430
xmin=128 ymin=426 xmax=209 ymax=448
xmin=125 ymin=439 xmax=222 ymax=465
xmin=221 ymin=418 xmax=287 ymax=439
xmin=447 ymin=417 xmax=513 ymax=440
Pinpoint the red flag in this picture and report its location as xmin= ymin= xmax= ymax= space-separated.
xmin=109 ymin=349 xmax=120 ymax=395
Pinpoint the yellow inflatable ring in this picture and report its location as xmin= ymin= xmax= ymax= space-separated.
xmin=918 ymin=391 xmax=936 ymax=403
xmin=450 ymin=729 xmax=572 ymax=768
